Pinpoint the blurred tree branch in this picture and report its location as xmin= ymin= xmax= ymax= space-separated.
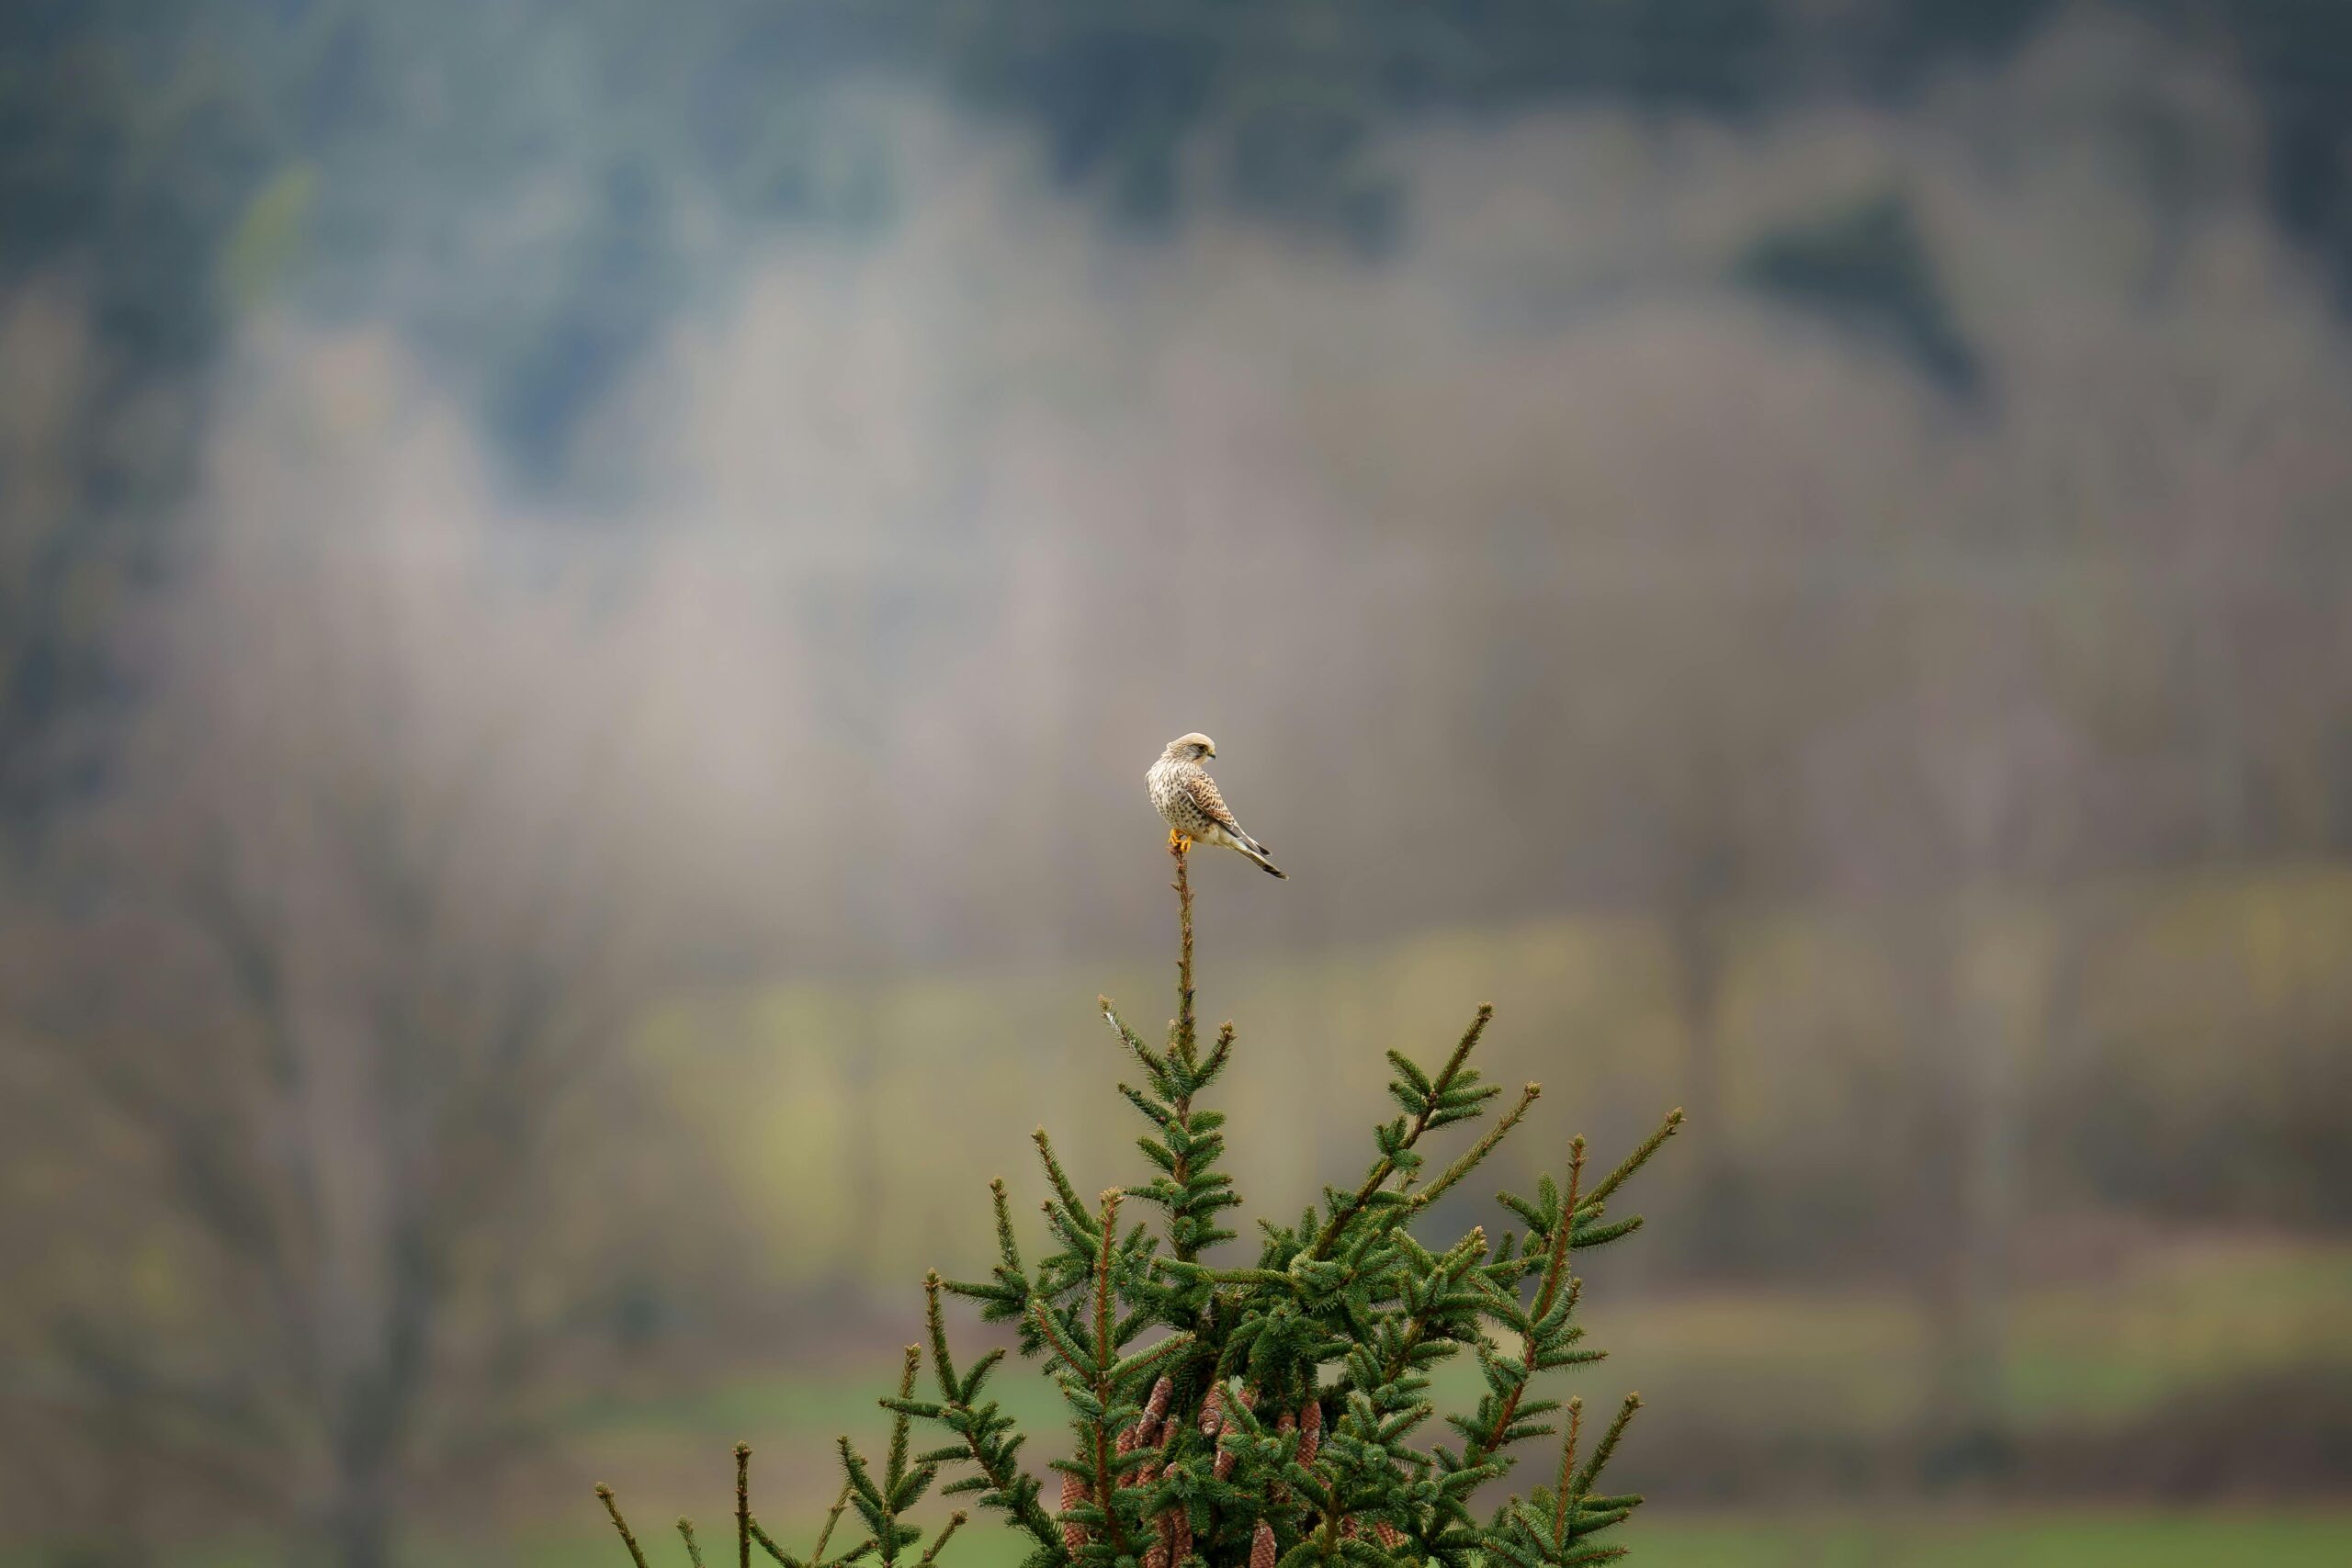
xmin=1 ymin=509 xmax=676 ymax=1568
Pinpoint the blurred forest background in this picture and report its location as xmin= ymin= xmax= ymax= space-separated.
xmin=4 ymin=2 xmax=2352 ymax=1564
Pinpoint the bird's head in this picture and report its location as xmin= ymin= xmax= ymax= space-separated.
xmin=1168 ymin=732 xmax=1216 ymax=761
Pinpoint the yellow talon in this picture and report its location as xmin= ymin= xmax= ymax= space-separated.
xmin=1168 ymin=829 xmax=1193 ymax=852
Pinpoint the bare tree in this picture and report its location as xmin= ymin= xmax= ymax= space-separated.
xmin=1 ymin=389 xmax=686 ymax=1565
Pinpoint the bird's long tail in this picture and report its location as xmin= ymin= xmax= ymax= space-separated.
xmin=1235 ymin=838 xmax=1287 ymax=879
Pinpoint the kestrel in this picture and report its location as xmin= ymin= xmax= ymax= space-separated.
xmin=1148 ymin=733 xmax=1286 ymax=878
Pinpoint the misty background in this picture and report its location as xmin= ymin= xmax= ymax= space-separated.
xmin=4 ymin=3 xmax=2350 ymax=1565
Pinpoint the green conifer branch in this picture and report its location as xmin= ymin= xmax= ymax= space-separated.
xmin=1411 ymin=1082 xmax=1542 ymax=1209
xmin=1105 ymin=844 xmax=1240 ymax=1267
xmin=737 ymin=1443 xmax=753 ymax=1568
xmin=1204 ymin=1018 xmax=1236 ymax=1082
xmin=915 ymin=1512 xmax=968 ymax=1568
xmin=989 ymin=1179 xmax=1023 ymax=1274
xmin=746 ymin=1516 xmax=796 ymax=1568
xmin=1552 ymin=1397 xmax=1583 ymax=1554
xmin=1033 ymin=1127 xmax=1093 ymax=1238
xmin=597 ymin=1484 xmax=650 ymax=1568
xmin=1170 ymin=840 xmax=1197 ymax=1062
xmin=1457 ymin=1144 xmax=1586 ymax=1482
xmin=1085 ymin=1190 xmax=1140 ymax=1557
xmin=885 ymin=1348 xmax=922 ymax=1510
xmin=906 ymin=1274 xmax=1062 ymax=1551
xmin=1312 ymin=1004 xmax=1495 ymax=1258
xmin=810 ymin=1479 xmax=852 ymax=1562
xmin=1585 ymin=1110 xmax=1684 ymax=1210
xmin=1570 ymin=1394 xmax=1641 ymax=1501
xmin=1366 ymin=1227 xmax=1487 ymax=1392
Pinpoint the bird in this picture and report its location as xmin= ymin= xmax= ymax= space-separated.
xmin=1148 ymin=733 xmax=1286 ymax=878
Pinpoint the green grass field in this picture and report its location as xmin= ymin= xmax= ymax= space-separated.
xmin=1575 ymin=1510 xmax=2352 ymax=1567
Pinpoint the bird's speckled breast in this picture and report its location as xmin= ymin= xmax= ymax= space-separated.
xmin=1148 ymin=757 xmax=1214 ymax=835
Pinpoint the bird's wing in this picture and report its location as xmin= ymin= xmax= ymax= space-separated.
xmin=1185 ymin=770 xmax=1250 ymax=839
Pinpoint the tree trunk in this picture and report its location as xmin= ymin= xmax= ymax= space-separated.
xmin=1905 ymin=906 xmax=2018 ymax=1487
xmin=1668 ymin=893 xmax=1749 ymax=1269
xmin=321 ymin=1461 xmax=395 ymax=1568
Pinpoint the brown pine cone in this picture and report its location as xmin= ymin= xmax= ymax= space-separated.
xmin=1297 ymin=1399 xmax=1321 ymax=1465
xmin=1146 ymin=1506 xmax=1186 ymax=1568
xmin=1127 ymin=1374 xmax=1175 ymax=1457
xmin=1250 ymin=1520 xmax=1276 ymax=1568
xmin=1198 ymin=1385 xmax=1225 ymax=1439
xmin=1058 ymin=1471 xmax=1088 ymax=1550
xmin=1374 ymin=1522 xmax=1404 ymax=1550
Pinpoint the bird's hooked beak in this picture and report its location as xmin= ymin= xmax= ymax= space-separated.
xmin=1204 ymin=742 xmax=1216 ymax=758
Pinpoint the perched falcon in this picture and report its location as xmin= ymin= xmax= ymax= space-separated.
xmin=1148 ymin=733 xmax=1286 ymax=878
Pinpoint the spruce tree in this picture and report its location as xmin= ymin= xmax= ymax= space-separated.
xmin=601 ymin=840 xmax=1681 ymax=1568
